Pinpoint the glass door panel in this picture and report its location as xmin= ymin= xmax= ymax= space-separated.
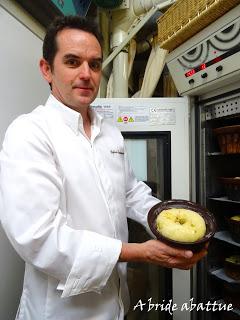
xmin=124 ymin=132 xmax=172 ymax=320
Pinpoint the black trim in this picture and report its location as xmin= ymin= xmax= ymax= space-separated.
xmin=123 ymin=131 xmax=172 ymax=320
xmin=162 ymin=133 xmax=172 ymax=200
xmin=195 ymin=97 xmax=201 ymax=204
xmin=182 ymin=43 xmax=204 ymax=63
xmin=214 ymin=25 xmax=240 ymax=43
xmin=122 ymin=131 xmax=172 ymax=200
xmin=17 ymin=0 xmax=63 ymax=28
xmin=198 ymin=88 xmax=240 ymax=105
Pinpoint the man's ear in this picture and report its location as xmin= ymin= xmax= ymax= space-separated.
xmin=39 ymin=58 xmax=53 ymax=84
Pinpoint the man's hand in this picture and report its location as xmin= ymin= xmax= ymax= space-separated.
xmin=119 ymin=240 xmax=208 ymax=270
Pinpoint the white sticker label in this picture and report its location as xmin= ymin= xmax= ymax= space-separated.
xmin=93 ymin=104 xmax=114 ymax=120
xmin=150 ymin=107 xmax=176 ymax=125
xmin=117 ymin=106 xmax=149 ymax=124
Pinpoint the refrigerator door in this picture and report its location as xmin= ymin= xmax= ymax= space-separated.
xmin=124 ymin=132 xmax=171 ymax=200
xmin=92 ymin=97 xmax=191 ymax=320
xmin=123 ymin=131 xmax=172 ymax=320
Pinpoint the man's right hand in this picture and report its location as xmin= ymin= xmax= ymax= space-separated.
xmin=119 ymin=240 xmax=208 ymax=270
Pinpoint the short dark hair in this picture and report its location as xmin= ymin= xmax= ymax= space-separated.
xmin=43 ymin=15 xmax=103 ymax=68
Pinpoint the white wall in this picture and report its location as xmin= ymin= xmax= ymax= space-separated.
xmin=0 ymin=3 xmax=49 ymax=319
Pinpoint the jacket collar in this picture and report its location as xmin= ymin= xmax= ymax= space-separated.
xmin=45 ymin=94 xmax=103 ymax=136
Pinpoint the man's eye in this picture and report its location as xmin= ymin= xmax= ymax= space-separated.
xmin=66 ymin=59 xmax=79 ymax=67
xmin=89 ymin=60 xmax=102 ymax=71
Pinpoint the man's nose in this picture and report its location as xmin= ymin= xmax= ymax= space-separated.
xmin=79 ymin=61 xmax=91 ymax=79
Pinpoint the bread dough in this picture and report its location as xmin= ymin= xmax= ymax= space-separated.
xmin=156 ymin=208 xmax=206 ymax=242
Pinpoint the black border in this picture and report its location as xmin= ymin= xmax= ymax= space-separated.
xmin=123 ymin=131 xmax=173 ymax=320
xmin=17 ymin=0 xmax=63 ymax=28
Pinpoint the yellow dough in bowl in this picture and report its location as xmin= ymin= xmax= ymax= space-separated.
xmin=156 ymin=208 xmax=206 ymax=243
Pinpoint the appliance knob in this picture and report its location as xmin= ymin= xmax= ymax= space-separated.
xmin=216 ymin=65 xmax=223 ymax=72
xmin=188 ymin=79 xmax=195 ymax=85
xmin=201 ymin=73 xmax=208 ymax=79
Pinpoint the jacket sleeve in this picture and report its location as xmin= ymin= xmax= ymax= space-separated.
xmin=0 ymin=116 xmax=122 ymax=298
xmin=124 ymin=145 xmax=161 ymax=233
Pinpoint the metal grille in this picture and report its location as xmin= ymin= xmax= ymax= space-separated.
xmin=205 ymin=95 xmax=240 ymax=120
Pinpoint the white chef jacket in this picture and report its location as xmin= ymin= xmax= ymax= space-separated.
xmin=0 ymin=94 xmax=160 ymax=320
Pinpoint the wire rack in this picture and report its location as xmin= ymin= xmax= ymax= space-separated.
xmin=157 ymin=0 xmax=240 ymax=51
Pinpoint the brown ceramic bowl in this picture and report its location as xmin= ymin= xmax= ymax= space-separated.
xmin=148 ymin=199 xmax=217 ymax=252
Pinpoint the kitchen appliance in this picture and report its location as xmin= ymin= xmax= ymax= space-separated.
xmin=166 ymin=4 xmax=240 ymax=97
xmin=166 ymin=4 xmax=240 ymax=320
xmin=195 ymin=89 xmax=240 ymax=320
xmin=92 ymin=97 xmax=192 ymax=320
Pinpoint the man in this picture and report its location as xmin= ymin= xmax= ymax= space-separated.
xmin=0 ymin=16 xmax=207 ymax=320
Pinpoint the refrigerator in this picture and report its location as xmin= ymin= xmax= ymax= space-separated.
xmin=93 ymin=97 xmax=193 ymax=320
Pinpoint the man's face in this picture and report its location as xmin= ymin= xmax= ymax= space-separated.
xmin=41 ymin=28 xmax=102 ymax=112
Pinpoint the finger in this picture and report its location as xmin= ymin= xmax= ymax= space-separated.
xmin=162 ymin=244 xmax=193 ymax=259
xmin=190 ymin=250 xmax=208 ymax=264
xmin=177 ymin=250 xmax=207 ymax=268
xmin=174 ymin=249 xmax=193 ymax=259
xmin=184 ymin=250 xmax=193 ymax=258
xmin=195 ymin=249 xmax=208 ymax=259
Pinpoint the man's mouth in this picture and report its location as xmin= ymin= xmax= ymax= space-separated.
xmin=73 ymin=85 xmax=93 ymax=91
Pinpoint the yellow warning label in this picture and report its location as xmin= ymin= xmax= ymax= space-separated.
xmin=129 ymin=117 xmax=134 ymax=122
xmin=117 ymin=117 xmax=123 ymax=122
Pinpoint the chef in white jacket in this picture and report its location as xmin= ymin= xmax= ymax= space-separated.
xmin=0 ymin=15 xmax=207 ymax=320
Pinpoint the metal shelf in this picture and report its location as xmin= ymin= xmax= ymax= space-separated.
xmin=209 ymin=196 xmax=240 ymax=204
xmin=207 ymin=152 xmax=240 ymax=156
xmin=205 ymin=95 xmax=240 ymax=120
xmin=214 ymin=231 xmax=240 ymax=247
xmin=207 ymin=152 xmax=224 ymax=156
xmin=209 ymin=268 xmax=240 ymax=284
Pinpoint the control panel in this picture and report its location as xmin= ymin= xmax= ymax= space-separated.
xmin=166 ymin=5 xmax=240 ymax=96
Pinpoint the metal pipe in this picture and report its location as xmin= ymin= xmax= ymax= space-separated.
xmin=133 ymin=0 xmax=175 ymax=16
xmin=110 ymin=0 xmax=175 ymax=97
xmin=111 ymin=25 xmax=129 ymax=97
xmin=113 ymin=50 xmax=129 ymax=97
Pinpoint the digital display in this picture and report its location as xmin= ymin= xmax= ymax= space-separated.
xmin=185 ymin=69 xmax=195 ymax=77
xmin=185 ymin=57 xmax=222 ymax=77
xmin=185 ymin=43 xmax=240 ymax=77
